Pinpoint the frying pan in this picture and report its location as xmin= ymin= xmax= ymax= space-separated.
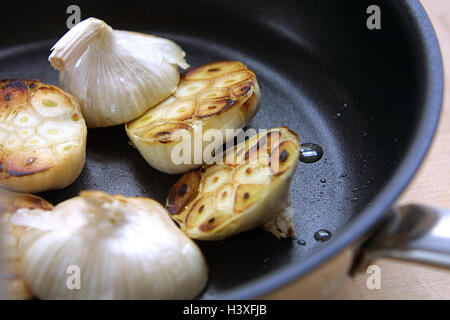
xmin=0 ymin=0 xmax=447 ymax=299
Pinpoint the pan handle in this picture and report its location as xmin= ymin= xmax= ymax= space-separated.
xmin=351 ymin=204 xmax=450 ymax=273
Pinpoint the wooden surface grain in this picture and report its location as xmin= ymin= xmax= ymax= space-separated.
xmin=332 ymin=0 xmax=450 ymax=300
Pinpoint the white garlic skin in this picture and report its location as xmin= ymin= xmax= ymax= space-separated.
xmin=0 ymin=189 xmax=53 ymax=299
xmin=12 ymin=191 xmax=208 ymax=299
xmin=50 ymin=18 xmax=189 ymax=128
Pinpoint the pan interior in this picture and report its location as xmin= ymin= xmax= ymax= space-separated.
xmin=0 ymin=0 xmax=426 ymax=298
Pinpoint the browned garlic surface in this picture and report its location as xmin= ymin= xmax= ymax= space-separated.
xmin=0 ymin=80 xmax=87 ymax=192
xmin=126 ymin=61 xmax=261 ymax=174
xmin=166 ymin=127 xmax=300 ymax=240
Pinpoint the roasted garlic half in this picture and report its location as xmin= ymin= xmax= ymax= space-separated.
xmin=10 ymin=191 xmax=208 ymax=300
xmin=0 ymin=189 xmax=53 ymax=299
xmin=0 ymin=80 xmax=87 ymax=193
xmin=166 ymin=127 xmax=300 ymax=240
xmin=126 ymin=61 xmax=261 ymax=174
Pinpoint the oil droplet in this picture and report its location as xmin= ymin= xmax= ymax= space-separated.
xmin=351 ymin=197 xmax=358 ymax=203
xmin=352 ymin=187 xmax=359 ymax=192
xmin=314 ymin=229 xmax=332 ymax=242
xmin=297 ymin=239 xmax=306 ymax=246
xmin=341 ymin=173 xmax=347 ymax=177
xmin=334 ymin=112 xmax=342 ymax=120
xmin=299 ymin=143 xmax=323 ymax=163
xmin=320 ymin=178 xmax=326 ymax=183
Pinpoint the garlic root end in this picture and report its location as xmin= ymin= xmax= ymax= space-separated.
xmin=262 ymin=205 xmax=296 ymax=239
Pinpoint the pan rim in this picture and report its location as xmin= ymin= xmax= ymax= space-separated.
xmin=221 ymin=0 xmax=444 ymax=300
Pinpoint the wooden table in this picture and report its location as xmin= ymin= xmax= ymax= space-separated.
xmin=332 ymin=0 xmax=450 ymax=300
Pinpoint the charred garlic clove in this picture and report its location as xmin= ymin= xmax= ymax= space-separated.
xmin=0 ymin=189 xmax=53 ymax=299
xmin=0 ymin=80 xmax=87 ymax=193
xmin=166 ymin=127 xmax=300 ymax=240
xmin=49 ymin=17 xmax=188 ymax=128
xmin=10 ymin=191 xmax=208 ymax=300
xmin=126 ymin=61 xmax=261 ymax=174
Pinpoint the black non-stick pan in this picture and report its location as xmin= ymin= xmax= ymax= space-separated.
xmin=0 ymin=0 xmax=446 ymax=299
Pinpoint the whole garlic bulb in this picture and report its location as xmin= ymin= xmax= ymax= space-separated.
xmin=11 ymin=191 xmax=208 ymax=299
xmin=49 ymin=18 xmax=189 ymax=128
xmin=0 ymin=189 xmax=53 ymax=299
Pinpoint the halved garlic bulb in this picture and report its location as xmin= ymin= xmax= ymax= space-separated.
xmin=0 ymin=80 xmax=87 ymax=193
xmin=10 ymin=191 xmax=208 ymax=299
xmin=0 ymin=189 xmax=53 ymax=299
xmin=166 ymin=127 xmax=300 ymax=240
xmin=49 ymin=17 xmax=189 ymax=128
xmin=126 ymin=61 xmax=261 ymax=174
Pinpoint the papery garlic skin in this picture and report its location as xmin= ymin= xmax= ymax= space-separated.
xmin=166 ymin=127 xmax=300 ymax=241
xmin=49 ymin=18 xmax=189 ymax=128
xmin=126 ymin=61 xmax=261 ymax=174
xmin=11 ymin=191 xmax=208 ymax=300
xmin=0 ymin=189 xmax=53 ymax=299
xmin=0 ymin=80 xmax=87 ymax=193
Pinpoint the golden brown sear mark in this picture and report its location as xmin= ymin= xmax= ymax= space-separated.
xmin=4 ymin=150 xmax=55 ymax=177
xmin=167 ymin=171 xmax=201 ymax=215
xmin=0 ymin=79 xmax=42 ymax=110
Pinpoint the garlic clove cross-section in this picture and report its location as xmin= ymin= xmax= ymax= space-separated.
xmin=10 ymin=190 xmax=208 ymax=300
xmin=126 ymin=61 xmax=261 ymax=174
xmin=166 ymin=127 xmax=300 ymax=241
xmin=49 ymin=17 xmax=189 ymax=128
xmin=0 ymin=80 xmax=87 ymax=193
xmin=0 ymin=189 xmax=53 ymax=299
